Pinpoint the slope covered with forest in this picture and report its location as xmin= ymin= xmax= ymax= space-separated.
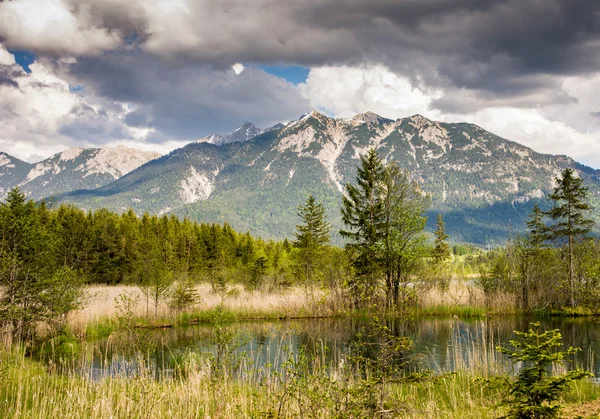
xmin=50 ymin=112 xmax=600 ymax=244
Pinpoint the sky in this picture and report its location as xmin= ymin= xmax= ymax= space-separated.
xmin=0 ymin=0 xmax=599 ymax=167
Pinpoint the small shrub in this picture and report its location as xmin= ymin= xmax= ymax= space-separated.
xmin=497 ymin=322 xmax=592 ymax=419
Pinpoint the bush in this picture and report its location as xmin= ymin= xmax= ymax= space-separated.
xmin=497 ymin=322 xmax=592 ymax=419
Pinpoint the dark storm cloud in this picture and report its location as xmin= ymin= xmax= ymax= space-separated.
xmin=0 ymin=65 xmax=21 ymax=87
xmin=56 ymin=51 xmax=310 ymax=140
xmin=3 ymin=0 xmax=600 ymax=114
xmin=58 ymin=103 xmax=130 ymax=142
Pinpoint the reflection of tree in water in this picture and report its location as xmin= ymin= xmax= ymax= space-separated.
xmin=80 ymin=316 xmax=600 ymax=378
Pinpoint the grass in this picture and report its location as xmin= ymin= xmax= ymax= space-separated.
xmin=1 ymin=344 xmax=598 ymax=419
xmin=410 ymin=304 xmax=489 ymax=317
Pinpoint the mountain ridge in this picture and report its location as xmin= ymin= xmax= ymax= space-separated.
xmin=0 ymin=146 xmax=161 ymax=201
xmin=49 ymin=111 xmax=600 ymax=244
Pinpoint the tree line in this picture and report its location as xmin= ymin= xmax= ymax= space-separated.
xmin=2 ymin=147 xmax=598 ymax=342
xmin=477 ymin=168 xmax=599 ymax=311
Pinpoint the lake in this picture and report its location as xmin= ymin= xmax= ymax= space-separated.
xmin=75 ymin=316 xmax=600 ymax=380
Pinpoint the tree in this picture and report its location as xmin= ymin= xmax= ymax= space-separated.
xmin=341 ymin=150 xmax=430 ymax=308
xmin=497 ymin=322 xmax=591 ymax=419
xmin=545 ymin=168 xmax=595 ymax=306
xmin=432 ymin=213 xmax=450 ymax=263
xmin=169 ymin=279 xmax=198 ymax=313
xmin=379 ymin=163 xmax=430 ymax=307
xmin=293 ymin=194 xmax=331 ymax=285
xmin=516 ymin=205 xmax=549 ymax=312
xmin=248 ymin=255 xmax=268 ymax=291
xmin=340 ymin=149 xmax=385 ymax=302
xmin=0 ymin=188 xmax=85 ymax=342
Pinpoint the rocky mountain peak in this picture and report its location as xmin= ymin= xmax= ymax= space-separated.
xmin=406 ymin=114 xmax=433 ymax=129
xmin=197 ymin=122 xmax=263 ymax=146
xmin=352 ymin=111 xmax=388 ymax=125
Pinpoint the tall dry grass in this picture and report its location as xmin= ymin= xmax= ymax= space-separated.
xmin=70 ymin=284 xmax=328 ymax=329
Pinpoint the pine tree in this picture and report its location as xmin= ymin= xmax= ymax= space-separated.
xmin=294 ymin=195 xmax=331 ymax=250
xmin=545 ymin=168 xmax=595 ymax=306
xmin=432 ymin=214 xmax=450 ymax=263
xmin=340 ymin=149 xmax=385 ymax=301
xmin=293 ymin=194 xmax=331 ymax=285
xmin=498 ymin=322 xmax=591 ymax=419
xmin=0 ymin=188 xmax=84 ymax=341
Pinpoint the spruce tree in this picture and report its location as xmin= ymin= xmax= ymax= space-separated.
xmin=498 ymin=323 xmax=591 ymax=419
xmin=294 ymin=195 xmax=331 ymax=250
xmin=545 ymin=168 xmax=595 ymax=306
xmin=294 ymin=194 xmax=331 ymax=285
xmin=432 ymin=214 xmax=450 ymax=263
xmin=340 ymin=149 xmax=385 ymax=301
xmin=526 ymin=204 xmax=547 ymax=248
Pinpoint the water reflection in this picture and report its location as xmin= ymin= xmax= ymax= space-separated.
xmin=77 ymin=316 xmax=600 ymax=379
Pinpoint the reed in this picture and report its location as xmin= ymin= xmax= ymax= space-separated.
xmin=1 ymin=318 xmax=598 ymax=419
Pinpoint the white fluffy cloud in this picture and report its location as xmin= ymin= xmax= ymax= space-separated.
xmin=299 ymin=65 xmax=600 ymax=168
xmin=0 ymin=45 xmax=180 ymax=162
xmin=299 ymin=65 xmax=441 ymax=119
xmin=0 ymin=0 xmax=121 ymax=56
xmin=0 ymin=45 xmax=309 ymax=163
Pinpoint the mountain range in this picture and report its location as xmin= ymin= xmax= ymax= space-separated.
xmin=0 ymin=146 xmax=160 ymax=201
xmin=3 ymin=111 xmax=599 ymax=245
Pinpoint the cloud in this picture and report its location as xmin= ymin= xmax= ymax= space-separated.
xmin=55 ymin=51 xmax=310 ymax=140
xmin=0 ymin=0 xmax=122 ymax=56
xmin=299 ymin=65 xmax=441 ymax=119
xmin=231 ymin=63 xmax=245 ymax=75
xmin=0 ymin=44 xmax=143 ymax=161
xmin=2 ymin=0 xmax=599 ymax=103
xmin=0 ymin=45 xmax=310 ymax=161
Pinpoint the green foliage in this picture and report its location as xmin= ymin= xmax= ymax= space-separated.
xmin=248 ymin=255 xmax=268 ymax=291
xmin=169 ymin=280 xmax=199 ymax=312
xmin=341 ymin=149 xmax=386 ymax=303
xmin=294 ymin=194 xmax=331 ymax=250
xmin=497 ymin=322 xmax=592 ymax=419
xmin=207 ymin=304 xmax=248 ymax=379
xmin=341 ymin=150 xmax=431 ymax=308
xmin=0 ymin=188 xmax=86 ymax=342
xmin=114 ymin=291 xmax=140 ymax=334
xmin=545 ymin=168 xmax=595 ymax=307
xmin=293 ymin=194 xmax=331 ymax=286
xmin=433 ymin=213 xmax=450 ymax=263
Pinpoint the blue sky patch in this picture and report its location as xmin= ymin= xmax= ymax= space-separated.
xmin=9 ymin=50 xmax=36 ymax=74
xmin=259 ymin=65 xmax=310 ymax=85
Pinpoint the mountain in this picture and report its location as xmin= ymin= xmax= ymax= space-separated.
xmin=4 ymin=146 xmax=160 ymax=201
xmin=196 ymin=122 xmax=264 ymax=146
xmin=0 ymin=152 xmax=34 ymax=198
xmin=54 ymin=111 xmax=600 ymax=244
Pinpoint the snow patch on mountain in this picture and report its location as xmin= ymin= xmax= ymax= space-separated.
xmin=196 ymin=122 xmax=263 ymax=146
xmin=25 ymin=161 xmax=61 ymax=182
xmin=420 ymin=123 xmax=450 ymax=152
xmin=407 ymin=114 xmax=431 ymax=129
xmin=179 ymin=166 xmax=214 ymax=203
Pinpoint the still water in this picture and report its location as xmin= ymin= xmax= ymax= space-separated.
xmin=78 ymin=316 xmax=600 ymax=379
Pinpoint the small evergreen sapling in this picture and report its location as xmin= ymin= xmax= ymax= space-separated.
xmin=497 ymin=322 xmax=591 ymax=419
